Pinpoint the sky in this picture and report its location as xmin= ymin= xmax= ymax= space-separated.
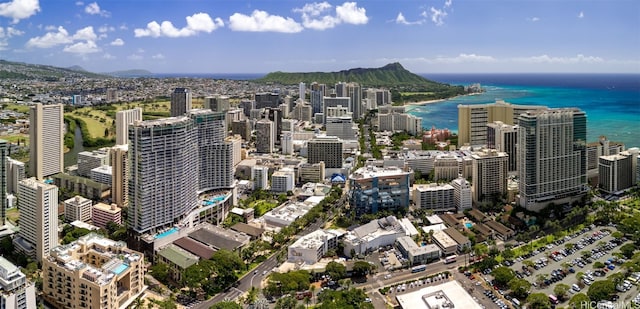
xmin=0 ymin=0 xmax=638 ymax=74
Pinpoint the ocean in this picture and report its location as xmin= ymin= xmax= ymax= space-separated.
xmin=409 ymin=73 xmax=640 ymax=148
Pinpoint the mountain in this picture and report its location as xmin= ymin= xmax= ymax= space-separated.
xmin=67 ymin=65 xmax=87 ymax=72
xmin=0 ymin=60 xmax=107 ymax=80
xmin=257 ymin=62 xmax=466 ymax=101
xmin=107 ymin=69 xmax=153 ymax=78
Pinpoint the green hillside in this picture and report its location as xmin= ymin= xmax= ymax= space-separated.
xmin=257 ymin=62 xmax=466 ymax=101
xmin=0 ymin=59 xmax=109 ymax=80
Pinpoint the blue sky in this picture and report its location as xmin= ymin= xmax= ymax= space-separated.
xmin=0 ymin=0 xmax=638 ymax=73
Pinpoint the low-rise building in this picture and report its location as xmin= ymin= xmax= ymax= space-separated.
xmin=64 ymin=195 xmax=92 ymax=223
xmin=343 ymin=216 xmax=406 ymax=257
xmin=396 ymin=280 xmax=482 ymax=309
xmin=485 ymin=220 xmax=515 ymax=240
xmin=90 ymin=165 xmax=112 ymax=185
xmin=287 ymin=229 xmax=344 ymax=264
xmin=92 ymin=203 xmax=122 ymax=229
xmin=156 ymin=244 xmax=199 ymax=282
xmin=443 ymin=228 xmax=471 ymax=253
xmin=431 ymin=230 xmax=457 ymax=256
xmin=271 ymin=168 xmax=295 ymax=193
xmin=42 ymin=233 xmax=146 ymax=309
xmin=395 ymin=236 xmax=441 ymax=266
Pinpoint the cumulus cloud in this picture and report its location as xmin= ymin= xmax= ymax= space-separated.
xmin=134 ymin=12 xmax=223 ymax=37
xmin=425 ymin=0 xmax=453 ymax=26
xmin=85 ymin=2 xmax=109 ymax=17
xmin=110 ymin=38 xmax=123 ymax=46
xmin=229 ymin=10 xmax=303 ymax=33
xmin=578 ymin=11 xmax=584 ymax=19
xmin=293 ymin=1 xmax=368 ymax=30
xmin=98 ymin=25 xmax=115 ymax=33
xmin=0 ymin=0 xmax=41 ymax=23
xmin=513 ymin=54 xmax=603 ymax=64
xmin=395 ymin=12 xmax=424 ymax=25
xmin=63 ymin=40 xmax=100 ymax=54
xmin=26 ymin=26 xmax=72 ymax=48
xmin=72 ymin=26 xmax=97 ymax=41
xmin=0 ymin=26 xmax=23 ymax=38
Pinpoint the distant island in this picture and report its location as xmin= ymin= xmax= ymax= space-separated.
xmin=257 ymin=62 xmax=469 ymax=103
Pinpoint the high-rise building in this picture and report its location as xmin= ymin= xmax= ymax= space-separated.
xmin=14 ymin=178 xmax=58 ymax=262
xmin=226 ymin=135 xmax=243 ymax=167
xmin=271 ymin=168 xmax=295 ymax=193
xmin=29 ymin=103 xmax=63 ymax=180
xmin=64 ymin=195 xmax=92 ymax=223
xmin=599 ymin=149 xmax=638 ymax=194
xmin=487 ymin=121 xmax=518 ymax=174
xmin=325 ymin=116 xmax=357 ymax=141
xmin=292 ymin=102 xmax=313 ymax=122
xmin=413 ymin=184 xmax=455 ymax=212
xmin=349 ymin=166 xmax=410 ymax=215
xmin=518 ymin=108 xmax=588 ymax=211
xmin=346 ymin=83 xmax=362 ymax=119
xmin=298 ymin=162 xmax=325 ymax=183
xmin=472 ymin=149 xmax=509 ymax=205
xmin=264 ymin=108 xmax=282 ymax=142
xmin=90 ymin=165 xmax=112 ymax=185
xmin=299 ymin=82 xmax=306 ymax=101
xmin=451 ymin=177 xmax=472 ymax=212
xmin=106 ymin=88 xmax=118 ymax=102
xmin=189 ymin=109 xmax=234 ymax=191
xmin=128 ymin=117 xmax=199 ymax=234
xmin=231 ymin=118 xmax=251 ymax=141
xmin=255 ymin=92 xmax=281 ymax=109
xmin=255 ymin=119 xmax=274 ymax=154
xmin=6 ymin=157 xmax=25 ymax=195
xmin=110 ymin=144 xmax=129 ymax=208
xmin=323 ymin=95 xmax=350 ymax=124
xmin=115 ymin=108 xmax=142 ymax=145
xmin=307 ymin=136 xmax=343 ymax=168
xmin=42 ymin=234 xmax=145 ymax=309
xmin=281 ymin=131 xmax=293 ymax=155
xmin=0 ymin=140 xmax=6 ymax=225
xmin=252 ymin=165 xmax=269 ymax=190
xmin=458 ymin=100 xmax=546 ymax=147
xmin=77 ymin=150 xmax=109 ymax=178
xmin=204 ymin=95 xmax=230 ymax=113
xmin=0 ymin=256 xmax=37 ymax=309
xmin=170 ymin=88 xmax=192 ymax=117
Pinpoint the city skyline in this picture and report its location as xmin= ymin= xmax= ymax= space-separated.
xmin=0 ymin=0 xmax=636 ymax=73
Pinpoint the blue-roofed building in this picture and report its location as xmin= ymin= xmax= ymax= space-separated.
xmin=349 ymin=166 xmax=410 ymax=216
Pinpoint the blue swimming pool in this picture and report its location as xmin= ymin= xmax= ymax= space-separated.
xmin=155 ymin=228 xmax=178 ymax=239
xmin=112 ymin=264 xmax=129 ymax=275
xmin=465 ymin=222 xmax=473 ymax=228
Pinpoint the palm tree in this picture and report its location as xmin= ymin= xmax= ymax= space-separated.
xmin=309 ymin=284 xmax=316 ymax=305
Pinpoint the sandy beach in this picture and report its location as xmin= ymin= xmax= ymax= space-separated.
xmin=406 ymin=99 xmax=446 ymax=106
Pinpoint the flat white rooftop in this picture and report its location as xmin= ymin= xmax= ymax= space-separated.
xmin=396 ymin=280 xmax=481 ymax=309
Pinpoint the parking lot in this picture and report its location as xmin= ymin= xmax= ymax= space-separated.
xmin=507 ymin=225 xmax=637 ymax=305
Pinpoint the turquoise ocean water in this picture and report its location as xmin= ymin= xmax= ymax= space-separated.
xmin=408 ymin=74 xmax=640 ymax=148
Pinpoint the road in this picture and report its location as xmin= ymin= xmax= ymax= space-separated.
xmin=194 ymin=196 xmax=344 ymax=308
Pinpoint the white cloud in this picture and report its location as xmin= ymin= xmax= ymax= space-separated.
xmin=75 ymin=1 xmax=83 ymax=6
xmin=293 ymin=1 xmax=368 ymax=30
xmin=110 ymin=38 xmax=123 ymax=46
xmin=72 ymin=26 xmax=97 ymax=41
xmin=335 ymin=2 xmax=368 ymax=25
xmin=445 ymin=0 xmax=452 ymax=8
xmin=85 ymin=2 xmax=110 ymax=17
xmin=395 ymin=12 xmax=423 ymax=25
xmin=151 ymin=53 xmax=164 ymax=59
xmin=430 ymin=7 xmax=447 ymax=26
xmin=26 ymin=26 xmax=72 ymax=48
xmin=527 ymin=17 xmax=540 ymax=22
xmin=134 ymin=12 xmax=223 ymax=38
xmin=44 ymin=25 xmax=56 ymax=31
xmin=0 ymin=26 xmax=23 ymax=38
xmin=0 ymin=0 xmax=40 ymax=23
xmin=433 ymin=53 xmax=496 ymax=63
xmin=578 ymin=11 xmax=584 ymax=19
xmin=513 ymin=54 xmax=603 ymax=64
xmin=63 ymin=40 xmax=100 ymax=54
xmin=229 ymin=10 xmax=303 ymax=33
xmin=98 ymin=25 xmax=115 ymax=33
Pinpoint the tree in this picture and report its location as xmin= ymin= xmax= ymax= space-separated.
xmin=316 ymin=288 xmax=374 ymax=309
xmin=526 ymin=293 xmax=552 ymax=309
xmin=352 ymin=261 xmax=375 ymax=277
xmin=611 ymin=231 xmax=624 ymax=239
xmin=209 ymin=301 xmax=242 ymax=309
xmin=587 ymin=280 xmax=615 ymax=302
xmin=535 ymin=274 xmax=548 ymax=286
xmin=149 ymin=263 xmax=170 ymax=283
xmin=554 ymin=283 xmax=570 ymax=301
xmin=569 ymin=293 xmax=590 ymax=309
xmin=502 ymin=248 xmax=515 ymax=260
xmin=508 ymin=278 xmax=531 ymax=299
xmin=620 ymin=243 xmax=636 ymax=259
xmin=593 ymin=261 xmax=605 ymax=269
xmin=326 ymin=261 xmax=346 ymax=280
xmin=491 ymin=267 xmax=515 ymax=287
xmin=275 ymin=295 xmax=299 ymax=309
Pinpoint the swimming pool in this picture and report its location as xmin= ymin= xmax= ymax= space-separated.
xmin=465 ymin=222 xmax=473 ymax=228
xmin=112 ymin=264 xmax=129 ymax=275
xmin=155 ymin=228 xmax=178 ymax=239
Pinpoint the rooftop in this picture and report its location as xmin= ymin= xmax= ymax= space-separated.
xmin=158 ymin=244 xmax=199 ymax=269
xmin=173 ymin=237 xmax=215 ymax=260
xmin=396 ymin=280 xmax=482 ymax=309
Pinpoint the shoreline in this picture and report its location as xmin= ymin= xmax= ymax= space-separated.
xmin=404 ymin=92 xmax=484 ymax=107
